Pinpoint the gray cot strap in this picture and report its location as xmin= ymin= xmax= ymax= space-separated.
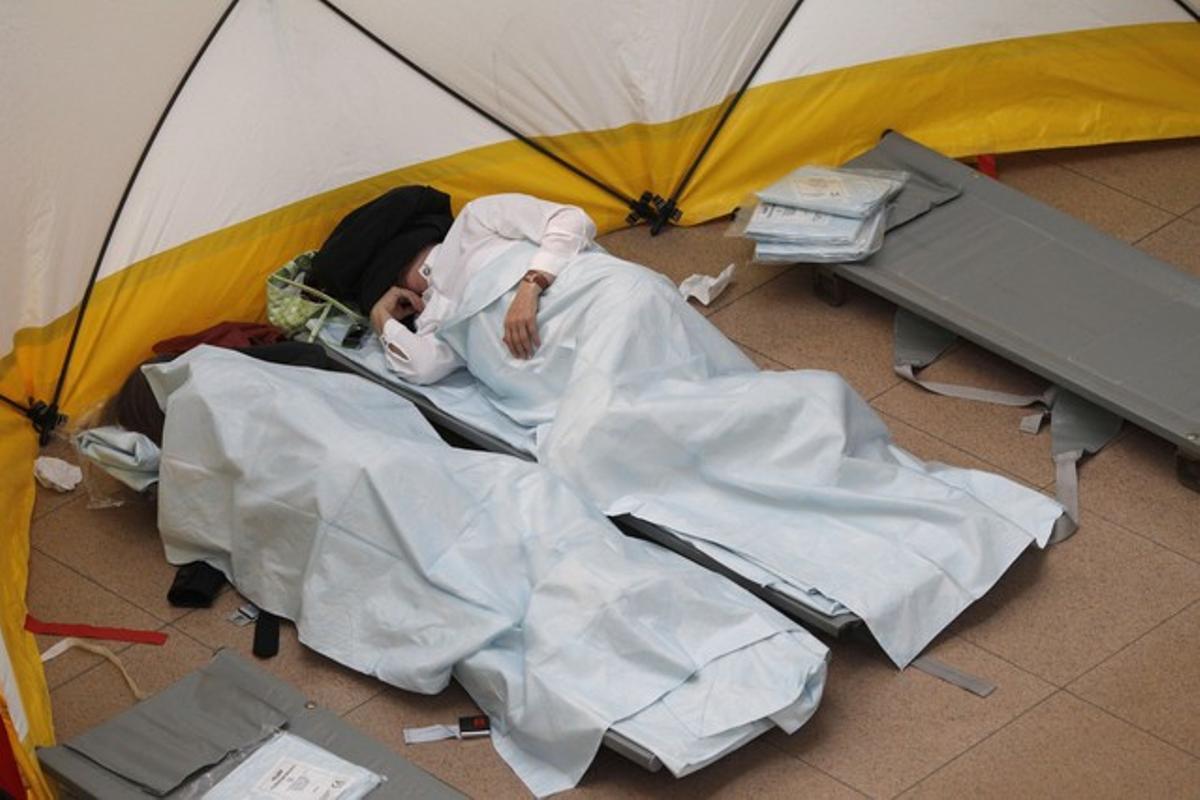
xmin=895 ymin=363 xmax=1056 ymax=407
xmin=894 ymin=310 xmax=1056 ymax=407
xmin=893 ymin=309 xmax=1125 ymax=545
xmin=1046 ymin=390 xmax=1124 ymax=542
xmin=911 ymin=654 xmax=996 ymax=697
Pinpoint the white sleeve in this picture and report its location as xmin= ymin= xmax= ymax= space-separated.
xmin=461 ymin=194 xmax=597 ymax=277
xmin=380 ymin=318 xmax=465 ymax=384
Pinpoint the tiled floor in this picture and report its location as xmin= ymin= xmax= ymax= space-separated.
xmin=28 ymin=138 xmax=1200 ymax=798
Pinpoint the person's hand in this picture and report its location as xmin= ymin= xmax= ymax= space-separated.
xmin=370 ymin=286 xmax=425 ymax=334
xmin=503 ymin=282 xmax=542 ymax=359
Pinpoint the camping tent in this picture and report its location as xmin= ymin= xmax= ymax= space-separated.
xmin=3 ymin=1 xmax=1198 ymax=793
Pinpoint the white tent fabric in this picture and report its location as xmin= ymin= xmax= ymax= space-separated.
xmin=0 ymin=0 xmax=226 ymax=351
xmin=755 ymin=1 xmax=1182 ymax=85
xmin=339 ymin=0 xmax=796 ymax=133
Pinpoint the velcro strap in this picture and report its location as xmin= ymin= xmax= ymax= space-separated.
xmin=912 ymin=654 xmax=996 ymax=697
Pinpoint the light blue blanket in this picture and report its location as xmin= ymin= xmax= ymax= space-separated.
xmin=147 ymin=349 xmax=827 ymax=796
xmin=340 ymin=243 xmax=1063 ymax=667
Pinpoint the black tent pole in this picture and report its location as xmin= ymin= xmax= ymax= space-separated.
xmin=36 ymin=0 xmax=240 ymax=445
xmin=0 ymin=394 xmax=29 ymax=415
xmin=1171 ymin=0 xmax=1200 ymax=22
xmin=648 ymin=0 xmax=806 ymax=235
xmin=317 ymin=0 xmax=659 ymax=222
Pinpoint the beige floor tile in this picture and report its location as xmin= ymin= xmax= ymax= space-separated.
xmin=709 ymin=270 xmax=900 ymax=399
xmin=574 ymin=737 xmax=863 ymax=799
xmin=879 ymin=411 xmax=1027 ymax=486
xmin=1138 ymin=216 xmax=1200 ymax=278
xmin=953 ymin=514 xmax=1200 ymax=686
xmin=774 ymin=635 xmax=1053 ymax=799
xmin=49 ymin=628 xmax=215 ymax=742
xmin=171 ymin=590 xmax=382 ymax=715
xmin=871 ymin=343 xmax=1054 ymax=486
xmin=26 ymin=549 xmax=165 ymax=689
xmin=598 ymin=218 xmax=789 ymax=317
xmin=997 ymin=152 xmax=1173 ymax=242
xmin=1076 ymin=428 xmax=1200 ymax=562
xmin=901 ymin=692 xmax=1200 ymax=799
xmin=741 ymin=345 xmax=789 ymax=371
xmin=31 ymin=492 xmax=186 ymax=623
xmin=1045 ymin=137 xmax=1200 ymax=215
xmin=344 ymin=684 xmax=530 ymax=799
xmin=1069 ymin=601 xmax=1200 ymax=758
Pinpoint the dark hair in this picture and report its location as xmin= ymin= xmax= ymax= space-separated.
xmin=112 ymin=354 xmax=174 ymax=446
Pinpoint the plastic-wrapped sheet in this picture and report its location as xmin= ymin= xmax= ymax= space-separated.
xmin=752 ymin=206 xmax=886 ymax=263
xmin=146 ymin=348 xmax=828 ymax=797
xmin=427 ymin=244 xmax=1063 ymax=666
xmin=756 ymin=167 xmax=908 ymax=218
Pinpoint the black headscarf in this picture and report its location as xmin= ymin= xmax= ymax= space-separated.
xmin=310 ymin=185 xmax=454 ymax=312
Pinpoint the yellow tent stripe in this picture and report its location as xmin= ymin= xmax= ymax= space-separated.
xmin=682 ymin=21 xmax=1200 ymax=220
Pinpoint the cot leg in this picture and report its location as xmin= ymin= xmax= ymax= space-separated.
xmin=813 ymin=266 xmax=847 ymax=307
xmin=1177 ymin=450 xmax=1200 ymax=494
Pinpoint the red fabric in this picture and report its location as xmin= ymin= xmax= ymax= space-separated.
xmin=976 ymin=153 xmax=998 ymax=178
xmin=152 ymin=321 xmax=284 ymax=356
xmin=0 ymin=721 xmax=26 ymax=800
xmin=24 ymin=615 xmax=168 ymax=646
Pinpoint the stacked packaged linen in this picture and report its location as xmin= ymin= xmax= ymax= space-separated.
xmin=738 ymin=167 xmax=907 ymax=263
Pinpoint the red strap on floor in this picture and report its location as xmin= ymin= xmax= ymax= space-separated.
xmin=24 ymin=614 xmax=168 ymax=646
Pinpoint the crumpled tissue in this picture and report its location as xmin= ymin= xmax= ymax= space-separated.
xmin=679 ymin=263 xmax=735 ymax=306
xmin=34 ymin=456 xmax=83 ymax=492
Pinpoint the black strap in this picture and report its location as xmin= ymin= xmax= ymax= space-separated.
xmin=252 ymin=611 xmax=281 ymax=659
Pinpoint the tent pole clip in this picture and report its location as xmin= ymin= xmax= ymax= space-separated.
xmin=27 ymin=399 xmax=67 ymax=446
xmin=626 ymin=191 xmax=682 ymax=232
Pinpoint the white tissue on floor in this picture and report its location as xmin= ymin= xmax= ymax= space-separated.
xmin=679 ymin=263 xmax=735 ymax=306
xmin=34 ymin=456 xmax=83 ymax=492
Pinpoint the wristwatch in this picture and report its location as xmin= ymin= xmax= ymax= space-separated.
xmin=522 ymin=270 xmax=551 ymax=291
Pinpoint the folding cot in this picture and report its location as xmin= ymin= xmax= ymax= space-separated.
xmin=818 ymin=132 xmax=1200 ymax=501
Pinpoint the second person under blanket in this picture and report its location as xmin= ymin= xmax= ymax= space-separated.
xmin=312 ymin=186 xmax=1066 ymax=668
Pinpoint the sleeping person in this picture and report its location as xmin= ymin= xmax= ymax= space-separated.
xmin=312 ymin=186 xmax=1066 ymax=668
